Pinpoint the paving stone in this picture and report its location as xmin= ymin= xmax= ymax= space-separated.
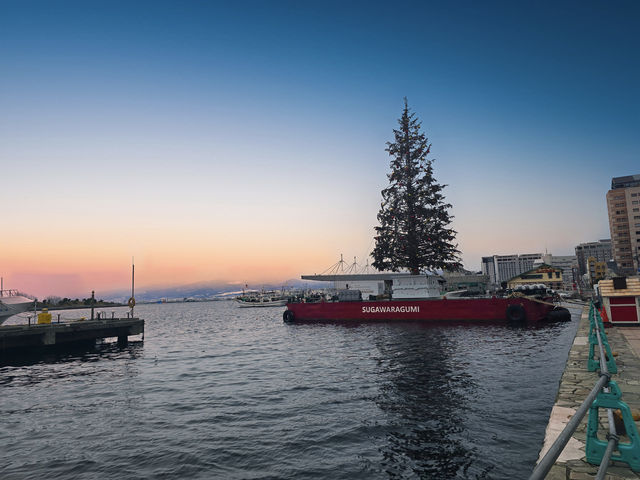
xmin=544 ymin=465 xmax=569 ymax=480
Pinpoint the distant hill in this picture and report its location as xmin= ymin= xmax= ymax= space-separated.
xmin=100 ymin=278 xmax=329 ymax=303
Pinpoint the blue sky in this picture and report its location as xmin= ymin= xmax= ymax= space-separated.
xmin=1 ymin=0 xmax=638 ymax=295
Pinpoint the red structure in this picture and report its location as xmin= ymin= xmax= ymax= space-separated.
xmin=284 ymin=296 xmax=557 ymax=323
xmin=598 ymin=277 xmax=640 ymax=325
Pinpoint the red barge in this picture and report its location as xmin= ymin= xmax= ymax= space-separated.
xmin=284 ymin=296 xmax=561 ymax=323
xmin=282 ymin=273 xmax=568 ymax=323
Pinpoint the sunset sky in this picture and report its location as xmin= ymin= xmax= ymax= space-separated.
xmin=1 ymin=1 xmax=639 ymax=298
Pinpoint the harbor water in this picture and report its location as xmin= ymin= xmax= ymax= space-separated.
xmin=1 ymin=301 xmax=581 ymax=479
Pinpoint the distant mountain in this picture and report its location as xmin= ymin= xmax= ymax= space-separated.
xmin=100 ymin=278 xmax=328 ymax=303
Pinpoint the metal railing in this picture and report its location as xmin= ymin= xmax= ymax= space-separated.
xmin=0 ymin=289 xmax=20 ymax=298
xmin=529 ymin=302 xmax=640 ymax=479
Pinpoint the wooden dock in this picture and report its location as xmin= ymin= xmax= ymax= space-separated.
xmin=0 ymin=317 xmax=144 ymax=353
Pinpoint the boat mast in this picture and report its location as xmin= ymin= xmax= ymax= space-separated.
xmin=131 ymin=257 xmax=135 ymax=317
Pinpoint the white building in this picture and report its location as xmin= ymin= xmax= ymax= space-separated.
xmin=300 ymin=273 xmax=442 ymax=299
xmin=481 ymin=253 xmax=543 ymax=287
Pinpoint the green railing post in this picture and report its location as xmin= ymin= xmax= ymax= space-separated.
xmin=586 ymin=380 xmax=640 ymax=472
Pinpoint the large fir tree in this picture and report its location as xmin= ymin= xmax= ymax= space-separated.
xmin=371 ymin=99 xmax=461 ymax=274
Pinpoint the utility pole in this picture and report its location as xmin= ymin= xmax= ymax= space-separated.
xmin=131 ymin=257 xmax=135 ymax=318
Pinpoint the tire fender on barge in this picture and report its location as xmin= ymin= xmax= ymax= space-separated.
xmin=506 ymin=304 xmax=527 ymax=322
xmin=283 ymin=310 xmax=295 ymax=323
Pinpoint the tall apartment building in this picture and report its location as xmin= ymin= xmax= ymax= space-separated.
xmin=481 ymin=253 xmax=543 ymax=287
xmin=606 ymin=174 xmax=640 ymax=275
xmin=575 ymin=239 xmax=612 ymax=276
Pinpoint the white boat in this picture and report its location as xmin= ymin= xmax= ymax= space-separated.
xmin=235 ymin=290 xmax=288 ymax=308
xmin=0 ymin=289 xmax=34 ymax=325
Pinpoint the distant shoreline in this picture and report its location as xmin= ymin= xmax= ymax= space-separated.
xmin=36 ymin=302 xmax=125 ymax=311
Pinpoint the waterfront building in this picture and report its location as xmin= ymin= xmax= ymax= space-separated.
xmin=606 ymin=174 xmax=640 ymax=275
xmin=506 ymin=264 xmax=564 ymax=291
xmin=481 ymin=253 xmax=543 ymax=287
xmin=535 ymin=254 xmax=578 ymax=290
xmin=575 ymin=239 xmax=612 ymax=276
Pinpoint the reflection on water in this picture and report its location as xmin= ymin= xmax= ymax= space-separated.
xmin=0 ymin=302 xmax=581 ymax=480
xmin=371 ymin=326 xmax=476 ymax=478
xmin=0 ymin=342 xmax=143 ymax=385
xmin=0 ymin=340 xmax=143 ymax=367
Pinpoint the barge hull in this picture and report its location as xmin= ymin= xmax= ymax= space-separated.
xmin=285 ymin=297 xmax=554 ymax=323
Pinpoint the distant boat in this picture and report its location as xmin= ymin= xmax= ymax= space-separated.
xmin=235 ymin=290 xmax=287 ymax=308
xmin=0 ymin=288 xmax=33 ymax=325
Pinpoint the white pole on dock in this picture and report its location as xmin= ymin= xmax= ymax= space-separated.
xmin=131 ymin=257 xmax=135 ymax=318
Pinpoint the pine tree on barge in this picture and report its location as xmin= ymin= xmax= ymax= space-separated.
xmin=284 ymin=100 xmax=565 ymax=323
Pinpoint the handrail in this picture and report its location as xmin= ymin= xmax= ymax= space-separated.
xmin=590 ymin=304 xmax=618 ymax=480
xmin=529 ymin=373 xmax=610 ymax=479
xmin=529 ymin=302 xmax=627 ymax=479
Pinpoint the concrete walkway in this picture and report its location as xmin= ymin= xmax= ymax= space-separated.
xmin=538 ymin=307 xmax=640 ymax=479
xmin=619 ymin=327 xmax=640 ymax=359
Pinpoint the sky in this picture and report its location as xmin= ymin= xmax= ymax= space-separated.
xmin=1 ymin=0 xmax=638 ymax=298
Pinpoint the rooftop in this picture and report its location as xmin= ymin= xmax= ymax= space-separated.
xmin=598 ymin=276 xmax=640 ymax=297
xmin=301 ymin=273 xmax=441 ymax=282
xmin=611 ymin=174 xmax=640 ymax=190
